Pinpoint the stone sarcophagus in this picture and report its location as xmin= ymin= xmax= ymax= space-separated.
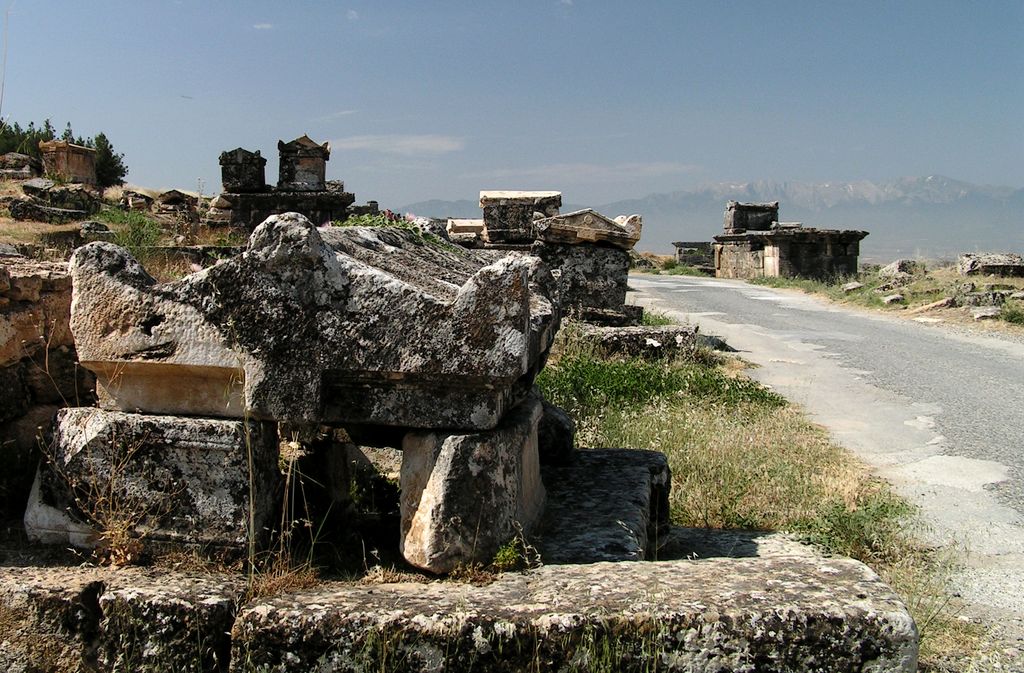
xmin=219 ymin=147 xmax=267 ymax=193
xmin=479 ymin=191 xmax=561 ymax=244
xmin=69 ymin=213 xmax=559 ymax=431
xmin=277 ymin=135 xmax=329 ymax=191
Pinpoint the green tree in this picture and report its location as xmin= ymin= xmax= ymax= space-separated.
xmin=92 ymin=132 xmax=127 ymax=188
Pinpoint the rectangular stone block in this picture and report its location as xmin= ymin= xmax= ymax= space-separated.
xmin=480 ymin=191 xmax=561 ymax=244
xmin=400 ymin=395 xmax=545 ymax=573
xmin=232 ymin=556 xmax=918 ymax=672
xmin=533 ymin=241 xmax=630 ymax=313
xmin=537 ymin=448 xmax=670 ymax=564
xmin=26 ymin=408 xmax=280 ymax=552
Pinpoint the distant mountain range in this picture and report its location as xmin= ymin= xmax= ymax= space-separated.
xmin=399 ymin=176 xmax=1024 ymax=261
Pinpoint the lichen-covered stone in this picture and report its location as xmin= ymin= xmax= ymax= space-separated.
xmin=0 ymin=565 xmax=244 ymax=673
xmin=957 ymin=252 xmax=1024 ymax=277
xmin=580 ymin=324 xmax=700 ymax=359
xmin=231 ymin=556 xmax=918 ymax=672
xmin=537 ymin=449 xmax=670 ymax=564
xmin=532 ymin=241 xmax=630 ymax=314
xmin=97 ymin=569 xmax=244 ymax=673
xmin=27 ymin=408 xmax=279 ymax=552
xmin=68 ymin=213 xmax=560 ymax=430
xmin=535 ymin=209 xmax=642 ymax=251
xmin=400 ymin=395 xmax=545 ymax=573
xmin=0 ymin=567 xmax=105 ymax=672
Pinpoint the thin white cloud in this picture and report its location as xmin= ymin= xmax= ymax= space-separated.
xmin=469 ymin=161 xmax=700 ymax=183
xmin=313 ymin=109 xmax=359 ymax=122
xmin=252 ymin=23 xmax=274 ymax=30
xmin=332 ymin=134 xmax=465 ymax=156
xmin=347 ymin=9 xmax=359 ymax=21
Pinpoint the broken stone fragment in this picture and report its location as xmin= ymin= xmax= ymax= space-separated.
xmin=882 ymin=293 xmax=904 ymax=305
xmin=972 ymin=306 xmax=1001 ymax=320
xmin=400 ymin=394 xmax=545 ymax=573
xmin=534 ymin=208 xmax=642 ymax=251
xmin=26 ymin=407 xmax=280 ymax=552
xmin=68 ymin=213 xmax=559 ymax=429
xmin=842 ymin=281 xmax=864 ymax=293
xmin=957 ymin=252 xmax=1024 ymax=277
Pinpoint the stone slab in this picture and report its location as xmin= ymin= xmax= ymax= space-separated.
xmin=537 ymin=448 xmax=670 ymax=564
xmin=69 ymin=214 xmax=560 ymax=430
xmin=400 ymin=395 xmax=545 ymax=573
xmin=580 ymin=324 xmax=700 ymax=359
xmin=232 ymin=556 xmax=918 ymax=672
xmin=535 ymin=209 xmax=642 ymax=251
xmin=0 ymin=565 xmax=244 ymax=673
xmin=27 ymin=407 xmax=280 ymax=552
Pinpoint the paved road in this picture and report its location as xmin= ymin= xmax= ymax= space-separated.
xmin=628 ymin=273 xmax=1024 ymax=631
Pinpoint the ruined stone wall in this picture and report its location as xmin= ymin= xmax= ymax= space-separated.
xmin=781 ymin=235 xmax=862 ymax=279
xmin=218 ymin=189 xmax=356 ymax=229
xmin=0 ymin=254 xmax=94 ymax=516
xmin=714 ymin=240 xmax=765 ymax=279
xmin=673 ymin=241 xmax=713 ymax=266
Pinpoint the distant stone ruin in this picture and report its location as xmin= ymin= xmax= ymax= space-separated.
xmin=38 ymin=140 xmax=97 ymax=185
xmin=713 ymin=201 xmax=868 ymax=279
xmin=671 ymin=240 xmax=714 ymax=270
xmin=448 ymin=191 xmax=645 ymax=325
xmin=206 ymin=135 xmax=378 ymax=229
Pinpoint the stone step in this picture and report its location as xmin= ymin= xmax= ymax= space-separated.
xmin=537 ymin=448 xmax=671 ymax=564
xmin=0 ymin=552 xmax=917 ymax=673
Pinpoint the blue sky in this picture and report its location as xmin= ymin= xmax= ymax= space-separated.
xmin=4 ymin=1 xmax=1021 ymax=206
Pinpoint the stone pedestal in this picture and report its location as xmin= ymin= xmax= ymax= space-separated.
xmin=25 ymin=408 xmax=280 ymax=552
xmin=400 ymin=395 xmax=545 ymax=573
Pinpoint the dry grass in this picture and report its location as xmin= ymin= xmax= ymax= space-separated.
xmin=537 ymin=328 xmax=989 ymax=669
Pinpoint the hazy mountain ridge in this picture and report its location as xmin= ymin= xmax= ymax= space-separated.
xmin=399 ymin=177 xmax=1024 ymax=261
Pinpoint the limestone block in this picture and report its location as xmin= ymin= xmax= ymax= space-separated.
xmin=580 ymin=324 xmax=700 ymax=359
xmin=28 ymin=408 xmax=280 ymax=551
xmin=233 ymin=556 xmax=918 ymax=672
xmin=400 ymin=395 xmax=545 ymax=573
xmin=69 ymin=214 xmax=560 ymax=429
xmin=957 ymin=252 xmax=1024 ymax=277
xmin=446 ymin=217 xmax=484 ymax=234
xmin=480 ymin=190 xmax=561 ymax=243
xmin=0 ymin=566 xmax=244 ymax=673
xmin=535 ymin=209 xmax=642 ymax=251
xmin=533 ymin=241 xmax=630 ymax=313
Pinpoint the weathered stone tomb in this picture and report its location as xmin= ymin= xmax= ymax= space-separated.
xmin=714 ymin=200 xmax=868 ymax=279
xmin=449 ymin=191 xmax=645 ymax=324
xmin=38 ymin=139 xmax=97 ymax=185
xmin=31 ymin=212 xmax=560 ymax=569
xmin=206 ymin=136 xmax=377 ymax=230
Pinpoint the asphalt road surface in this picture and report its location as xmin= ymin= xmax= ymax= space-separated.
xmin=628 ymin=273 xmax=1024 ymax=634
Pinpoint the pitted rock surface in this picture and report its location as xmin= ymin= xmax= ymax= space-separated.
xmin=537 ymin=449 xmax=670 ymax=564
xmin=28 ymin=408 xmax=279 ymax=550
xmin=232 ymin=557 xmax=918 ymax=672
xmin=68 ymin=213 xmax=560 ymax=429
xmin=400 ymin=395 xmax=545 ymax=573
